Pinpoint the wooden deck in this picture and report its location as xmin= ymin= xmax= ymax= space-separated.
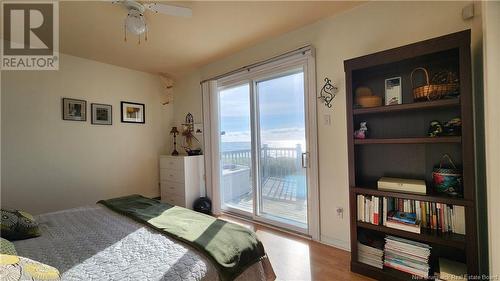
xmin=226 ymin=176 xmax=307 ymax=224
xmin=262 ymin=177 xmax=303 ymax=202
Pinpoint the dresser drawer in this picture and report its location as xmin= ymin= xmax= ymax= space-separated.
xmin=161 ymin=192 xmax=185 ymax=207
xmin=160 ymin=181 xmax=184 ymax=197
xmin=160 ymin=168 xmax=185 ymax=183
xmin=160 ymin=157 xmax=184 ymax=170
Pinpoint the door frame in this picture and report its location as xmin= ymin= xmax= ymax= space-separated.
xmin=209 ymin=48 xmax=319 ymax=240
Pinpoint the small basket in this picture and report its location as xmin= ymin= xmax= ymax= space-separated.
xmin=357 ymin=95 xmax=382 ymax=108
xmin=432 ymin=154 xmax=463 ymax=196
xmin=411 ymin=67 xmax=459 ymax=101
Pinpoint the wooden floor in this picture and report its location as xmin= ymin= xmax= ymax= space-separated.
xmin=219 ymin=215 xmax=374 ymax=281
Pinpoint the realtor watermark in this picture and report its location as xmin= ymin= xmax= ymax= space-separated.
xmin=412 ymin=274 xmax=499 ymax=280
xmin=1 ymin=1 xmax=59 ymax=70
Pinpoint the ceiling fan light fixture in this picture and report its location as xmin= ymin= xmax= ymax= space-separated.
xmin=125 ymin=10 xmax=146 ymax=35
xmin=114 ymin=0 xmax=192 ymax=43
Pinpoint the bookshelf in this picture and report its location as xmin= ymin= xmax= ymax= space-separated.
xmin=344 ymin=30 xmax=478 ymax=280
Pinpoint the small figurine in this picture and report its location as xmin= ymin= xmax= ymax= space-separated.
xmin=428 ymin=120 xmax=443 ymax=137
xmin=354 ymin=122 xmax=368 ymax=139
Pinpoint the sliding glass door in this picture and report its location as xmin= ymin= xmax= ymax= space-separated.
xmin=255 ymin=69 xmax=307 ymax=228
xmin=215 ymin=58 xmax=316 ymax=234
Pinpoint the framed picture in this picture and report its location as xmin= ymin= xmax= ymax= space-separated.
xmin=62 ymin=98 xmax=86 ymax=121
xmin=385 ymin=77 xmax=402 ymax=105
xmin=91 ymin=103 xmax=112 ymax=125
xmin=121 ymin=101 xmax=145 ymax=124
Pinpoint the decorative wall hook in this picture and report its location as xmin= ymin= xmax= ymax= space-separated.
xmin=318 ymin=78 xmax=338 ymax=108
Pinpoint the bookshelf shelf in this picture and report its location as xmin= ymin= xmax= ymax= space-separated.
xmin=353 ymin=136 xmax=461 ymax=145
xmin=352 ymin=98 xmax=460 ymax=115
xmin=345 ymin=30 xmax=478 ymax=280
xmin=351 ymin=187 xmax=473 ymax=206
xmin=357 ymin=221 xmax=466 ymax=250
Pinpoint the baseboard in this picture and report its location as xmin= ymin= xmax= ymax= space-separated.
xmin=320 ymin=235 xmax=350 ymax=251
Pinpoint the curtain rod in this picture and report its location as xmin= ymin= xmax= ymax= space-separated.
xmin=200 ymin=45 xmax=312 ymax=84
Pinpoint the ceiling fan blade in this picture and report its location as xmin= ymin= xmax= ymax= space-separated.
xmin=143 ymin=3 xmax=192 ymax=17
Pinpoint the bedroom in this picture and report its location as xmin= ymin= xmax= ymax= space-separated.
xmin=1 ymin=1 xmax=499 ymax=281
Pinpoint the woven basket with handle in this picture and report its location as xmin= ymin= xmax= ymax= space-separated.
xmin=432 ymin=154 xmax=462 ymax=196
xmin=411 ymin=67 xmax=459 ymax=101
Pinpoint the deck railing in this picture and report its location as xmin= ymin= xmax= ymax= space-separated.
xmin=221 ymin=144 xmax=303 ymax=179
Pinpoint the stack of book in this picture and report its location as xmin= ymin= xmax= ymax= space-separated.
xmin=357 ymin=194 xmax=382 ymax=225
xmin=386 ymin=210 xmax=420 ymax=234
xmin=384 ymin=236 xmax=431 ymax=278
xmin=356 ymin=194 xmax=466 ymax=235
xmin=358 ymin=242 xmax=384 ymax=269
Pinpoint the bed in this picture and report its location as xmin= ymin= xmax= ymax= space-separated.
xmin=12 ymin=204 xmax=275 ymax=281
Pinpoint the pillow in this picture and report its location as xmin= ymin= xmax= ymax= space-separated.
xmin=0 ymin=254 xmax=60 ymax=281
xmin=0 ymin=238 xmax=17 ymax=255
xmin=1 ymin=209 xmax=40 ymax=240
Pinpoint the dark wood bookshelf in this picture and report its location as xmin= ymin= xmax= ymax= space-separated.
xmin=354 ymin=136 xmax=461 ymax=145
xmin=357 ymin=221 xmax=466 ymax=250
xmin=351 ymin=187 xmax=473 ymax=206
xmin=353 ymin=98 xmax=460 ymax=115
xmin=344 ymin=30 xmax=478 ymax=280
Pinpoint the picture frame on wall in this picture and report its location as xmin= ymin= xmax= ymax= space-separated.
xmin=62 ymin=98 xmax=87 ymax=121
xmin=121 ymin=101 xmax=145 ymax=124
xmin=385 ymin=76 xmax=402 ymax=105
xmin=91 ymin=103 xmax=112 ymax=125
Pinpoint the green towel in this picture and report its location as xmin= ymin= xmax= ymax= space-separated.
xmin=98 ymin=195 xmax=266 ymax=281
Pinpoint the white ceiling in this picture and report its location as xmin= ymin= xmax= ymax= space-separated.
xmin=60 ymin=1 xmax=363 ymax=77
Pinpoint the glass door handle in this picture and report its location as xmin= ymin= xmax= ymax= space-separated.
xmin=301 ymin=152 xmax=309 ymax=168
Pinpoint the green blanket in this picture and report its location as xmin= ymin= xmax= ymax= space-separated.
xmin=98 ymin=195 xmax=266 ymax=281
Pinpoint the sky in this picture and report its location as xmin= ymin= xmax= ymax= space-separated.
xmin=219 ymin=71 xmax=306 ymax=150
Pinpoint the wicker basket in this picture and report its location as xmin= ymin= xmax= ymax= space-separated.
xmin=432 ymin=154 xmax=462 ymax=196
xmin=411 ymin=67 xmax=459 ymax=101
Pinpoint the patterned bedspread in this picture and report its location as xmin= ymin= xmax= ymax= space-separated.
xmin=13 ymin=206 xmax=272 ymax=281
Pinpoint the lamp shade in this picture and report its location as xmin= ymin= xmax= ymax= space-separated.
xmin=170 ymin=126 xmax=179 ymax=135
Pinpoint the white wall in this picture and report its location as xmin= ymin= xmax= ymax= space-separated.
xmin=1 ymin=54 xmax=173 ymax=214
xmin=173 ymin=1 xmax=483 ymax=250
xmin=483 ymin=1 xmax=500 ymax=276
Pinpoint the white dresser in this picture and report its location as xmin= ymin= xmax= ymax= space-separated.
xmin=159 ymin=155 xmax=204 ymax=209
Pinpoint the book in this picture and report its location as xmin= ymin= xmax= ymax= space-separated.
xmin=420 ymin=201 xmax=426 ymax=228
xmin=357 ymin=195 xmax=365 ymax=221
xmin=386 ymin=219 xmax=421 ymax=234
xmin=383 ymin=197 xmax=388 ymax=226
xmin=387 ymin=211 xmax=416 ymax=224
xmin=373 ymin=197 xmax=380 ymax=225
xmin=358 ymin=235 xmax=384 ymax=269
xmin=453 ymin=206 xmax=466 ymax=235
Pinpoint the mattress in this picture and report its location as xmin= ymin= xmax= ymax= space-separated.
xmin=13 ymin=205 xmax=274 ymax=281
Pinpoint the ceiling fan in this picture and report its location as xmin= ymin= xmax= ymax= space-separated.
xmin=112 ymin=0 xmax=192 ymax=43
